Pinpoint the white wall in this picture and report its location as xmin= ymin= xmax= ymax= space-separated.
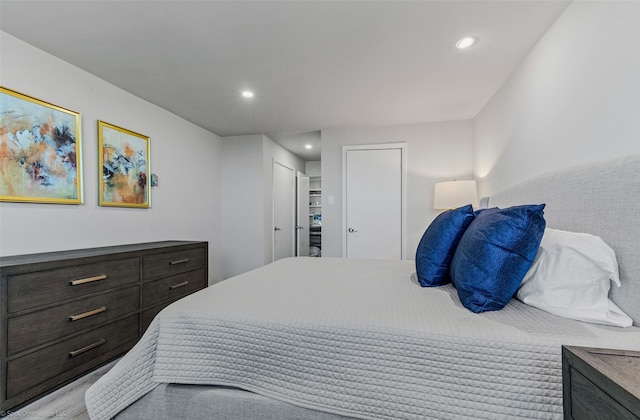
xmin=305 ymin=161 xmax=321 ymax=177
xmin=321 ymin=121 xmax=473 ymax=259
xmin=220 ymin=135 xmax=265 ymax=279
xmin=0 ymin=31 xmax=222 ymax=283
xmin=473 ymin=1 xmax=640 ymax=197
xmin=220 ymin=134 xmax=304 ymax=279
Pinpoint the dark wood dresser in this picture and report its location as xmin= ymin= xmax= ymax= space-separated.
xmin=562 ymin=345 xmax=640 ymax=420
xmin=0 ymin=240 xmax=208 ymax=413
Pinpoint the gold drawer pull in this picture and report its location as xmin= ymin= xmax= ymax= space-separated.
xmin=170 ymin=258 xmax=189 ymax=265
xmin=69 ymin=338 xmax=107 ymax=358
xmin=169 ymin=281 xmax=189 ymax=290
xmin=70 ymin=274 xmax=107 ymax=286
xmin=69 ymin=306 xmax=107 ymax=322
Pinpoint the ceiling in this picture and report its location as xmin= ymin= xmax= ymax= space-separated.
xmin=0 ymin=0 xmax=569 ymax=160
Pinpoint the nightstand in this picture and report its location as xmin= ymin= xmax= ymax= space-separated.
xmin=562 ymin=345 xmax=640 ymax=420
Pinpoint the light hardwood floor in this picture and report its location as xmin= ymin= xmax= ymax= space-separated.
xmin=5 ymin=360 xmax=117 ymax=420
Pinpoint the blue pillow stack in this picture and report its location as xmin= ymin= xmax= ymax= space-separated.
xmin=450 ymin=204 xmax=546 ymax=313
xmin=415 ymin=204 xmax=475 ymax=287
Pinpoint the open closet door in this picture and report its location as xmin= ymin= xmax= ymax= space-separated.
xmin=296 ymin=172 xmax=310 ymax=257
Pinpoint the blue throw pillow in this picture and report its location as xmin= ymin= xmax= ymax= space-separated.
xmin=450 ymin=204 xmax=546 ymax=313
xmin=415 ymin=204 xmax=475 ymax=287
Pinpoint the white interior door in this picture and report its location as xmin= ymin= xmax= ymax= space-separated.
xmin=344 ymin=145 xmax=406 ymax=260
xmin=296 ymin=172 xmax=310 ymax=257
xmin=273 ymin=161 xmax=295 ymax=261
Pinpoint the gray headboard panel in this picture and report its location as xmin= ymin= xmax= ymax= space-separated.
xmin=486 ymin=155 xmax=640 ymax=326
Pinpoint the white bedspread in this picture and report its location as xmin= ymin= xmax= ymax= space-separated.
xmin=85 ymin=257 xmax=640 ymax=419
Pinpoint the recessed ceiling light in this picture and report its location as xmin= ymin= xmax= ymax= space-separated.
xmin=455 ymin=37 xmax=476 ymax=49
xmin=305 ymin=144 xmax=313 ymax=149
xmin=242 ymin=90 xmax=254 ymax=98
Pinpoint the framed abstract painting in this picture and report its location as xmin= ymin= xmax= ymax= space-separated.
xmin=98 ymin=121 xmax=150 ymax=208
xmin=0 ymin=86 xmax=83 ymax=204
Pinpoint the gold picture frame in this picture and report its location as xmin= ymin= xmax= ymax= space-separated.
xmin=0 ymin=86 xmax=83 ymax=204
xmin=98 ymin=120 xmax=150 ymax=208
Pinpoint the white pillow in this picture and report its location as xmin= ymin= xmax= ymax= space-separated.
xmin=516 ymin=228 xmax=633 ymax=327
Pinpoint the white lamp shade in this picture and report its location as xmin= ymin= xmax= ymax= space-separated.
xmin=434 ymin=180 xmax=478 ymax=209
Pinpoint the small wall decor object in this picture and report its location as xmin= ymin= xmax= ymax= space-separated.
xmin=0 ymin=86 xmax=83 ymax=204
xmin=98 ymin=120 xmax=150 ymax=208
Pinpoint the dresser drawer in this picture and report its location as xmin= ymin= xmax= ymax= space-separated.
xmin=142 ymin=269 xmax=206 ymax=308
xmin=569 ymin=368 xmax=637 ymax=420
xmin=6 ymin=315 xmax=139 ymax=399
xmin=142 ymin=247 xmax=205 ymax=280
xmin=7 ymin=285 xmax=139 ymax=356
xmin=7 ymin=258 xmax=139 ymax=314
xmin=563 ymin=346 xmax=640 ymax=420
xmin=141 ymin=302 xmax=168 ymax=333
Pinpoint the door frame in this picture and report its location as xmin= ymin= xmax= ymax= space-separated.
xmin=272 ymin=159 xmax=296 ymax=262
xmin=341 ymin=143 xmax=408 ymax=259
xmin=295 ymin=171 xmax=310 ymax=257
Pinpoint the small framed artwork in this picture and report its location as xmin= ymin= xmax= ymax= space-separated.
xmin=98 ymin=120 xmax=150 ymax=208
xmin=0 ymin=86 xmax=83 ymax=204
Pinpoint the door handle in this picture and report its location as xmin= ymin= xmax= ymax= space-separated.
xmin=274 ymin=226 xmax=282 ymax=231
xmin=348 ymin=228 xmax=358 ymax=233
xmin=295 ymin=225 xmax=304 ymax=230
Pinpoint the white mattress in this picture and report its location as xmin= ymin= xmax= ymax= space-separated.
xmin=85 ymin=257 xmax=640 ymax=420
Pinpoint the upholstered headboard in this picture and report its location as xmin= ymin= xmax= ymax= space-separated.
xmin=485 ymin=155 xmax=640 ymax=326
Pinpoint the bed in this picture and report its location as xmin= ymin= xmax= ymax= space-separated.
xmin=86 ymin=155 xmax=640 ymax=420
